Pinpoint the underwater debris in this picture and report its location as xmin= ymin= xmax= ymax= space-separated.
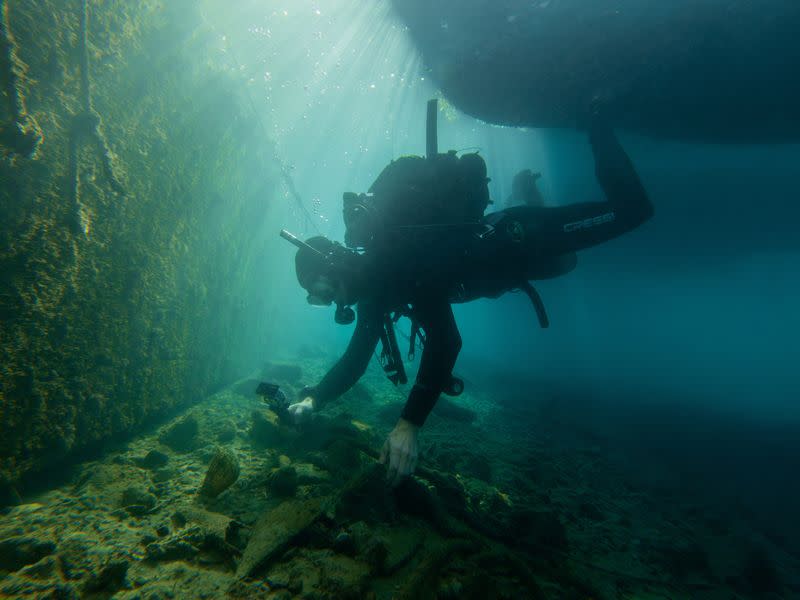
xmin=144 ymin=505 xmax=244 ymax=566
xmin=235 ymin=497 xmax=327 ymax=579
xmin=144 ymin=526 xmax=203 ymax=563
xmin=198 ymin=446 xmax=240 ymax=499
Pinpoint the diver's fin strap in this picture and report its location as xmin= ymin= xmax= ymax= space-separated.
xmin=521 ymin=281 xmax=550 ymax=328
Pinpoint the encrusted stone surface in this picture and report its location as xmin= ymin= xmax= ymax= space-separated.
xmin=0 ymin=0 xmax=282 ymax=486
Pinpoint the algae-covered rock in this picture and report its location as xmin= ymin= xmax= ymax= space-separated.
xmin=145 ymin=527 xmax=203 ymax=563
xmin=383 ymin=527 xmax=426 ymax=575
xmin=199 ymin=446 xmax=240 ymax=499
xmin=262 ymin=550 xmax=370 ymax=599
xmin=361 ymin=536 xmax=389 ymax=572
xmin=152 ymin=467 xmax=177 ymax=483
xmin=81 ymin=559 xmax=129 ymax=597
xmin=0 ymin=575 xmax=77 ymax=600
xmin=133 ymin=449 xmax=170 ymax=470
xmin=0 ymin=536 xmax=56 ymax=572
xmin=0 ymin=0 xmax=284 ymax=488
xmin=16 ymin=555 xmax=60 ymax=580
xmin=57 ymin=532 xmax=111 ymax=581
xmin=159 ymin=416 xmax=199 ymax=452
xmin=120 ymin=485 xmax=157 ymax=515
xmin=267 ymin=466 xmax=298 ymax=498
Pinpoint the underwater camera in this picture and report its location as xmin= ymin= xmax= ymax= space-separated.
xmin=255 ymin=381 xmax=289 ymax=413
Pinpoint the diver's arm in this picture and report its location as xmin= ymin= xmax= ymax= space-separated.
xmin=305 ymin=300 xmax=383 ymax=408
xmin=526 ymin=124 xmax=653 ymax=254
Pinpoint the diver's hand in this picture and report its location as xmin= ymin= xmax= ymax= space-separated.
xmin=287 ymin=397 xmax=316 ymax=424
xmin=380 ymin=418 xmax=419 ymax=486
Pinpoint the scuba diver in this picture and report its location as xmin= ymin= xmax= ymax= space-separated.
xmin=506 ymin=169 xmax=545 ymax=208
xmin=280 ymin=101 xmax=653 ymax=486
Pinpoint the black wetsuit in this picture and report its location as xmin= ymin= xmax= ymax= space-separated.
xmin=309 ymin=125 xmax=653 ymax=426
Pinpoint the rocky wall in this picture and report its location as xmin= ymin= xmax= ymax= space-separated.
xmin=0 ymin=0 xmax=280 ymax=489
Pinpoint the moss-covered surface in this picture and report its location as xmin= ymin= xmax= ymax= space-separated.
xmin=0 ymin=360 xmax=795 ymax=599
xmin=0 ymin=0 xmax=280 ymax=485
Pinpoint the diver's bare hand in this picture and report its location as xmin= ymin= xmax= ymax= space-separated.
xmin=380 ymin=418 xmax=419 ymax=486
xmin=287 ymin=397 xmax=316 ymax=424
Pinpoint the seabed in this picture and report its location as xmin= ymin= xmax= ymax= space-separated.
xmin=0 ymin=355 xmax=794 ymax=599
